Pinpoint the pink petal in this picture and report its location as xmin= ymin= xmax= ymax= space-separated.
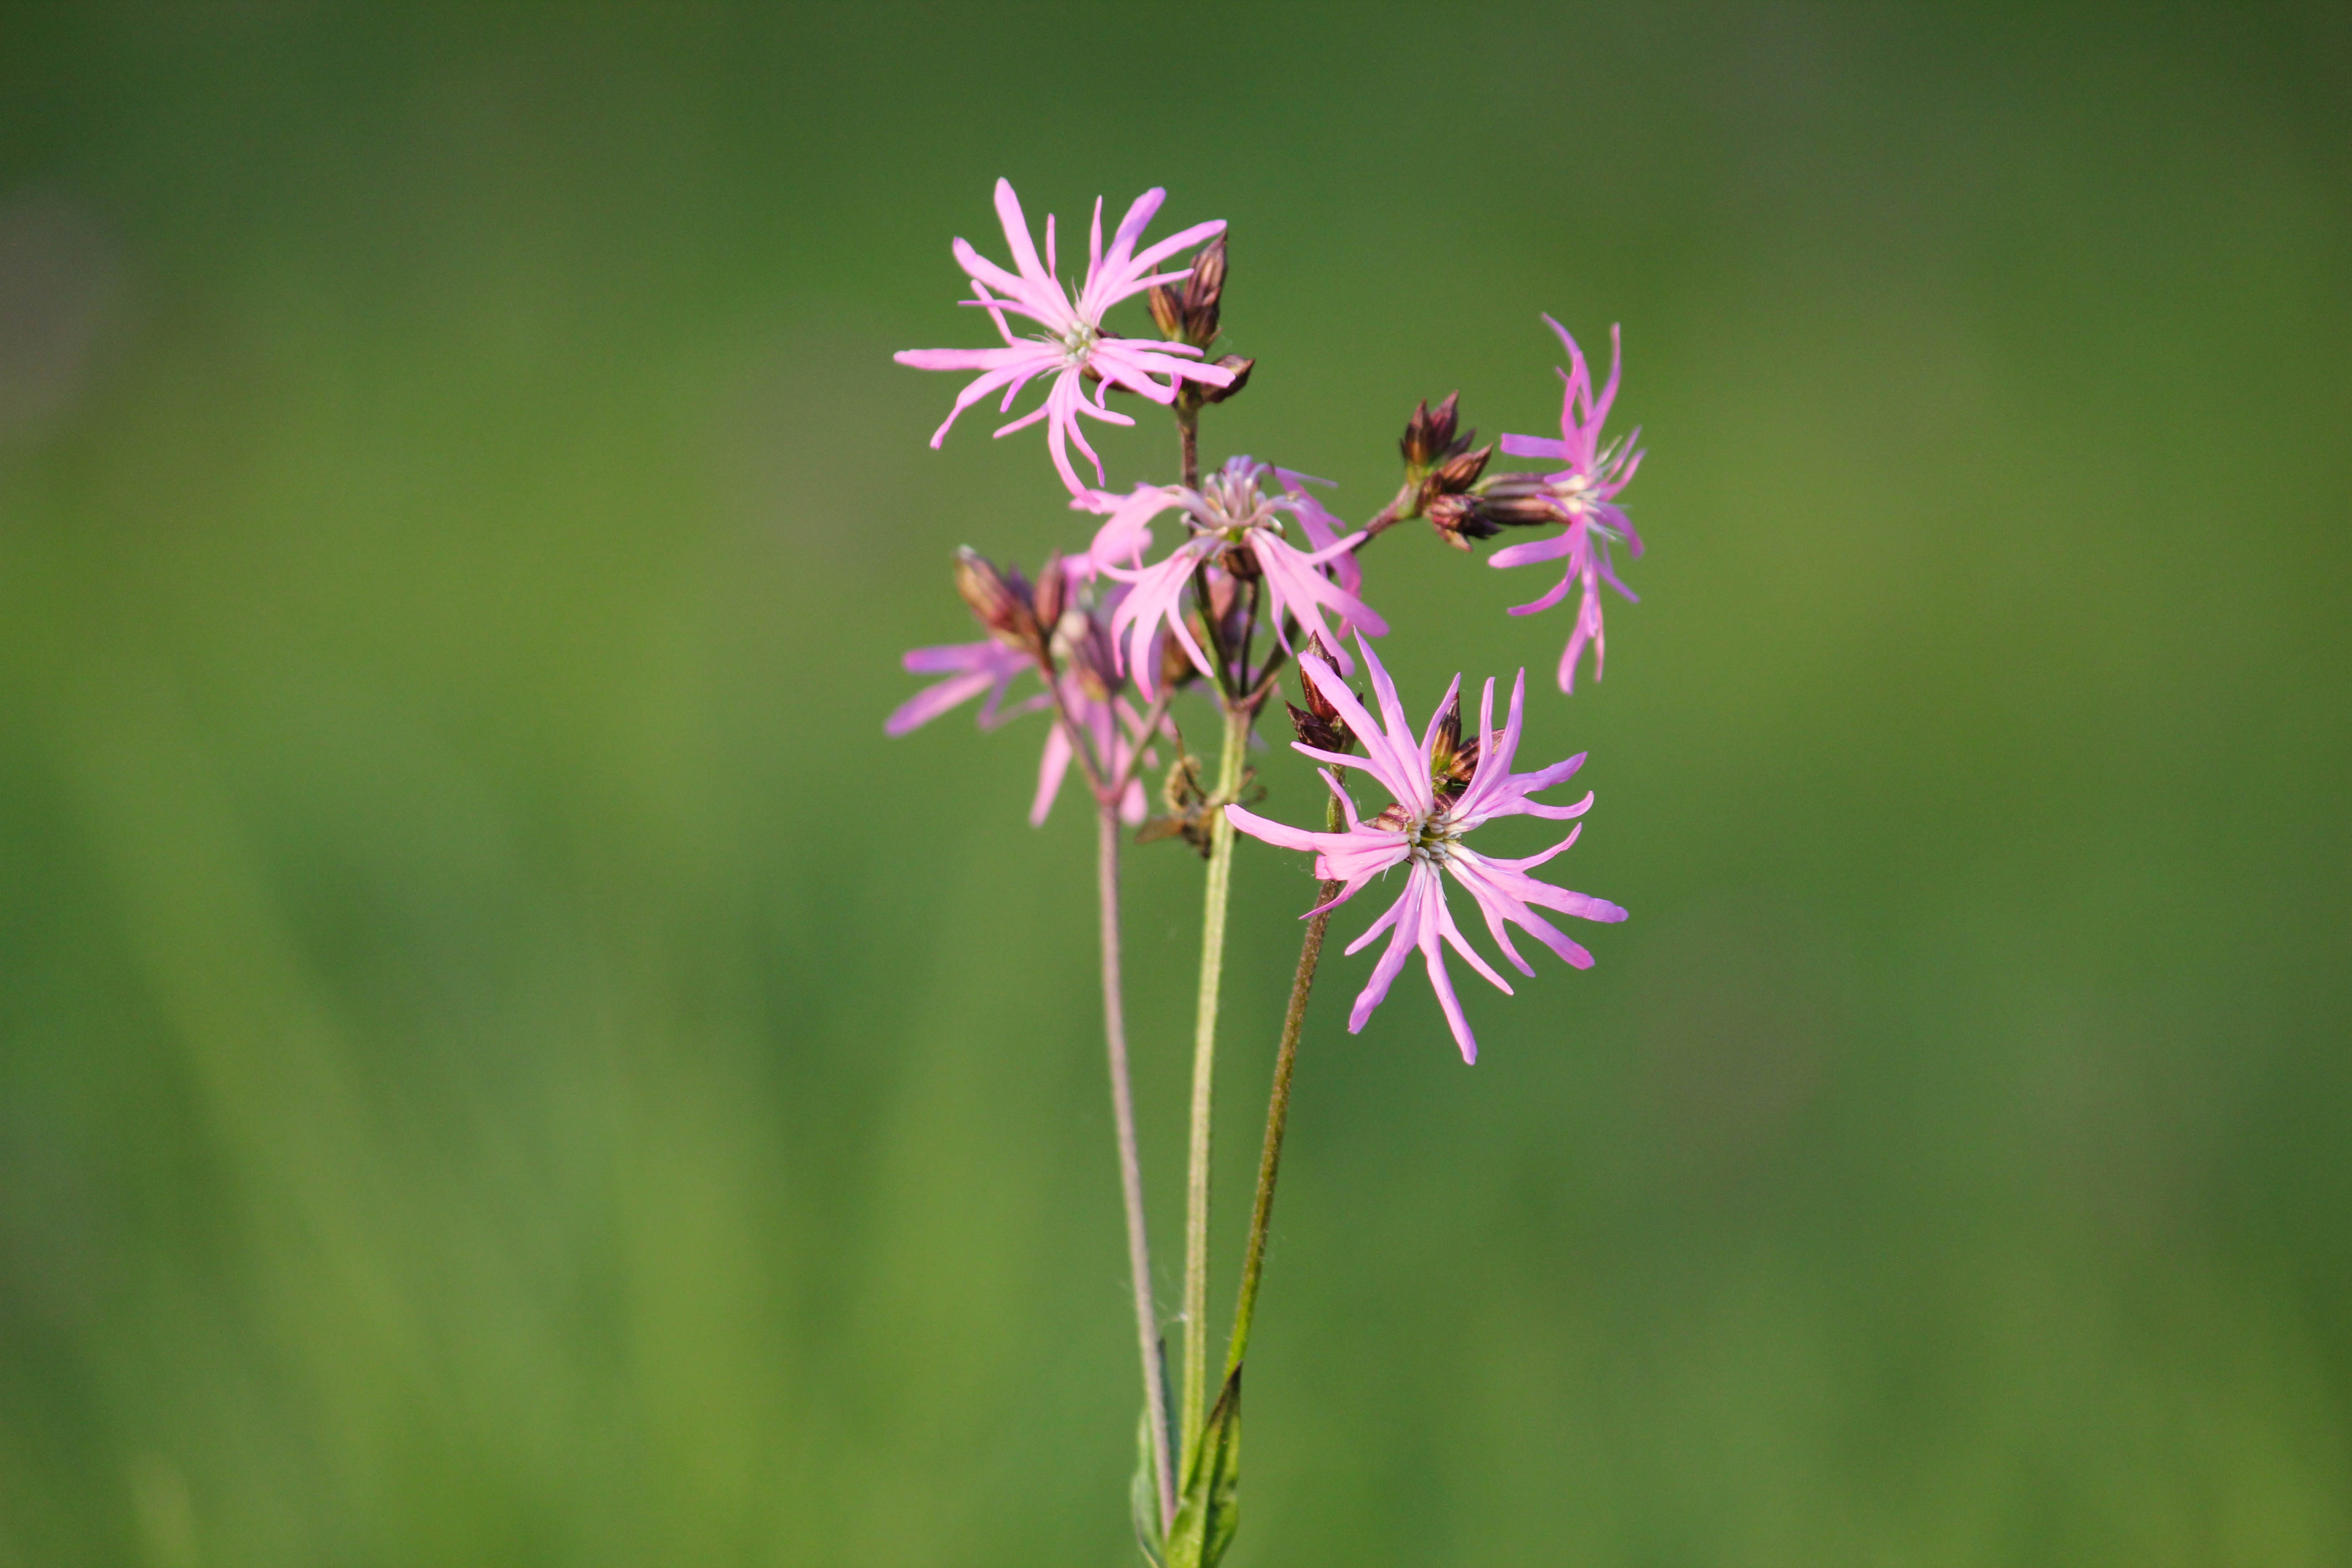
xmin=1031 ymin=720 xmax=1074 ymax=826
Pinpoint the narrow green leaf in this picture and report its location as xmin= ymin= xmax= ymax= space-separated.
xmin=1131 ymin=1405 xmax=1167 ymax=1568
xmin=1163 ymin=1366 xmax=1241 ymax=1568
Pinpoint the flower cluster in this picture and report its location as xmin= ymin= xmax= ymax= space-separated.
xmin=884 ymin=178 xmax=1661 ymax=1568
xmin=891 ymin=178 xmax=1650 ymax=1058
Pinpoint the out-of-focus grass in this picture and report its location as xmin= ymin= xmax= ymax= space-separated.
xmin=0 ymin=4 xmax=2347 ymax=1564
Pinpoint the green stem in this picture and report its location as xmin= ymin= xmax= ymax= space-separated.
xmin=1181 ymin=698 xmax=1249 ymax=1459
xmin=1098 ymin=802 xmax=1178 ymax=1529
xmin=1225 ymin=784 xmax=1345 ymax=1377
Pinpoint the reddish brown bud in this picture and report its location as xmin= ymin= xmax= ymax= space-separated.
xmin=1400 ymin=392 xmax=1465 ymax=470
xmin=1428 ymin=442 xmax=1492 ymax=496
xmin=1477 ymin=474 xmax=1574 ymax=526
xmin=1183 ymin=235 xmax=1226 ymax=330
xmin=1031 ymin=552 xmax=1067 ymax=633
xmin=954 ymin=547 xmax=1043 ymax=652
xmin=1426 ymin=493 xmax=1503 ymax=549
xmin=1302 ymin=671 xmax=1346 ymax=725
xmin=1202 ymin=354 xmax=1254 ymax=404
xmin=1147 ymin=282 xmax=1184 ymax=342
xmin=1424 ymin=690 xmax=1480 ymax=799
xmin=1287 ymin=699 xmax=1349 ymax=756
xmin=1152 ymin=235 xmax=1227 ymax=349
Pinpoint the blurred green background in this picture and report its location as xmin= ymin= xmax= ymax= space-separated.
xmin=1 ymin=3 xmax=2347 ymax=1563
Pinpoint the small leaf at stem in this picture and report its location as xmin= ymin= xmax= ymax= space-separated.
xmin=1132 ymin=1405 xmax=1168 ymax=1567
xmin=1164 ymin=1367 xmax=1241 ymax=1568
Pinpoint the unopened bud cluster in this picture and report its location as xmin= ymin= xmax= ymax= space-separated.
xmin=1395 ymin=393 xmax=1498 ymax=548
xmin=1150 ymin=234 xmax=1254 ymax=409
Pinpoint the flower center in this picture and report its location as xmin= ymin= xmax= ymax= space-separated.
xmin=1042 ymin=320 xmax=1099 ymax=368
xmin=1546 ymin=471 xmax=1596 ymax=513
xmin=1191 ymin=467 xmax=1283 ymax=543
xmin=1377 ymin=803 xmax=1463 ymax=864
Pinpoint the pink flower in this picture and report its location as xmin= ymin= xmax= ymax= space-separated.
xmin=1084 ymin=458 xmax=1389 ymax=699
xmin=887 ymin=590 xmax=1160 ymax=827
xmin=895 ymin=179 xmax=1236 ymax=496
xmin=1488 ymin=316 xmax=1646 ymax=692
xmin=1224 ymin=636 xmax=1627 ymax=1063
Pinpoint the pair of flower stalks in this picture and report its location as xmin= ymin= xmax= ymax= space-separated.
xmin=887 ymin=177 xmax=1644 ymax=1568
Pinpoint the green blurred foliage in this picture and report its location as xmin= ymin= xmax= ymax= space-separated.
xmin=0 ymin=3 xmax=2347 ymax=1563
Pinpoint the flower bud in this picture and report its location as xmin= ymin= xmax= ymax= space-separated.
xmin=1286 ymin=699 xmax=1349 ymax=756
xmin=954 ymin=546 xmax=1044 ymax=654
xmin=1477 ymin=474 xmax=1577 ymax=526
xmin=1031 ymin=552 xmax=1067 ymax=634
xmin=1426 ymin=493 xmax=1504 ymax=549
xmin=1423 ymin=690 xmax=1480 ymax=799
xmin=1147 ymin=281 xmax=1184 ymax=342
xmin=1201 ymin=355 xmax=1254 ymax=405
xmin=1428 ymin=443 xmax=1491 ymax=496
xmin=1054 ymin=605 xmax=1120 ymax=701
xmin=1400 ymin=392 xmax=1465 ymax=471
xmin=1149 ymin=234 xmax=1226 ymax=349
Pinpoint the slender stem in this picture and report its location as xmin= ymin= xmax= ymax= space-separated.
xmin=1112 ymin=691 xmax=1176 ymax=796
xmin=1225 ymin=784 xmax=1347 ymax=1377
xmin=1178 ymin=404 xmax=1201 ymax=490
xmin=1039 ymin=663 xmax=1111 ymax=798
xmin=1181 ymin=699 xmax=1250 ymax=1458
xmin=1098 ymin=802 xmax=1179 ymax=1529
xmin=1358 ymin=480 xmax=1421 ymax=541
xmin=1189 ymin=557 xmax=1233 ymax=700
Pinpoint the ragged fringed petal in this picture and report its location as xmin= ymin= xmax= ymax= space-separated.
xmin=1031 ymin=718 xmax=1076 ymax=826
xmin=1247 ymin=531 xmax=1387 ymax=666
xmin=1442 ymin=849 xmax=1625 ymax=977
xmin=1274 ymin=473 xmax=1364 ymax=602
xmin=887 ymin=639 xmax=1032 ymax=735
xmin=1082 ymin=484 xmax=1191 ymax=573
xmin=1415 ymin=870 xmax=1484 ymax=1063
xmin=1560 ymin=588 xmax=1606 ymax=693
xmin=1355 ymin=637 xmax=1432 ymax=815
xmin=1345 ymin=869 xmax=1424 ymax=1029
xmin=1487 ymin=527 xmax=1583 ymax=572
xmin=1103 ymin=543 xmax=1214 ymax=699
xmin=1295 ymin=650 xmax=1422 ymax=811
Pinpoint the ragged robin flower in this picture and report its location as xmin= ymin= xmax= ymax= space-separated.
xmin=1486 ymin=316 xmax=1646 ymax=691
xmin=895 ymin=179 xmax=1236 ymax=496
xmin=1224 ymin=636 xmax=1627 ymax=1063
xmin=887 ymin=554 xmax=1161 ymax=826
xmin=1084 ymin=457 xmax=1387 ymax=698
